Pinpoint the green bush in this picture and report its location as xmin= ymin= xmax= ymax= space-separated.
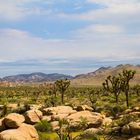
xmin=35 ymin=120 xmax=52 ymax=132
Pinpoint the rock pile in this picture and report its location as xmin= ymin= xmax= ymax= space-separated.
xmin=0 ymin=112 xmax=39 ymax=140
xmin=0 ymin=104 xmax=139 ymax=140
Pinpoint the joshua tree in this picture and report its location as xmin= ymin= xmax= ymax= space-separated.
xmin=119 ymin=70 xmax=136 ymax=107
xmin=55 ymin=79 xmax=70 ymax=104
xmin=103 ymin=75 xmax=122 ymax=104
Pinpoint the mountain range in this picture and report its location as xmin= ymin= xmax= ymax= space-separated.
xmin=72 ymin=64 xmax=140 ymax=86
xmin=0 ymin=64 xmax=140 ymax=86
xmin=1 ymin=73 xmax=73 ymax=82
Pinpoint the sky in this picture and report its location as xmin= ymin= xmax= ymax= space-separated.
xmin=0 ymin=0 xmax=140 ymax=77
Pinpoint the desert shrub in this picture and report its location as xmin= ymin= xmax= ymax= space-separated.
xmin=105 ymin=105 xmax=127 ymax=118
xmin=35 ymin=119 xmax=52 ymax=132
xmin=0 ymin=104 xmax=8 ymax=118
xmin=115 ymin=114 xmax=139 ymax=127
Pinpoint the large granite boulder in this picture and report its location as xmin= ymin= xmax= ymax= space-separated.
xmin=0 ymin=118 xmax=6 ymax=132
xmin=129 ymin=122 xmax=140 ymax=135
xmin=121 ymin=122 xmax=140 ymax=135
xmin=42 ymin=106 xmax=76 ymax=116
xmin=3 ymin=113 xmax=25 ymax=128
xmin=24 ymin=110 xmax=43 ymax=124
xmin=0 ymin=129 xmax=26 ymax=140
xmin=67 ymin=111 xmax=103 ymax=128
xmin=18 ymin=123 xmax=39 ymax=140
xmin=76 ymin=105 xmax=93 ymax=112
xmin=0 ymin=123 xmax=39 ymax=140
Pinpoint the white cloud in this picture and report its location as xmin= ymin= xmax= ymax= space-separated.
xmin=0 ymin=28 xmax=140 ymax=63
xmin=76 ymin=24 xmax=123 ymax=35
xmin=58 ymin=0 xmax=140 ymax=23
xmin=0 ymin=0 xmax=52 ymax=20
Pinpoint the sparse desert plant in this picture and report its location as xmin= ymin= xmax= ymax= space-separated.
xmin=79 ymin=117 xmax=88 ymax=130
xmin=115 ymin=113 xmax=139 ymax=127
xmin=55 ymin=79 xmax=70 ymax=104
xmin=119 ymin=70 xmax=136 ymax=107
xmin=103 ymin=75 xmax=122 ymax=104
xmin=0 ymin=104 xmax=8 ymax=118
xmin=35 ymin=119 xmax=52 ymax=132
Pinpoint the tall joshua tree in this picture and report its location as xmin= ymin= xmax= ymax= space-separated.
xmin=55 ymin=79 xmax=70 ymax=104
xmin=103 ymin=75 xmax=122 ymax=104
xmin=119 ymin=70 xmax=136 ymax=107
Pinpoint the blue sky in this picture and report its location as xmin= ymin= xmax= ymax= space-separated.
xmin=0 ymin=0 xmax=140 ymax=77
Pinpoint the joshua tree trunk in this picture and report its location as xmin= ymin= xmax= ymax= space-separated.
xmin=61 ymin=91 xmax=64 ymax=104
xmin=125 ymin=90 xmax=129 ymax=107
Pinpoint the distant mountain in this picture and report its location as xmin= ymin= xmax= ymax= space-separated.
xmin=72 ymin=64 xmax=140 ymax=86
xmin=75 ymin=66 xmax=111 ymax=79
xmin=1 ymin=64 xmax=140 ymax=85
xmin=2 ymin=72 xmax=73 ymax=82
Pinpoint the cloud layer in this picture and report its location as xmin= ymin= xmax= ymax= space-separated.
xmin=0 ymin=0 xmax=139 ymax=76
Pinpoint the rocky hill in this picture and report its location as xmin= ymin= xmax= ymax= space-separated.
xmin=0 ymin=64 xmax=140 ymax=85
xmin=72 ymin=64 xmax=140 ymax=86
xmin=2 ymin=72 xmax=73 ymax=82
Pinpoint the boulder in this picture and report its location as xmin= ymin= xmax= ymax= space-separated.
xmin=42 ymin=107 xmax=56 ymax=115
xmin=7 ymin=104 xmax=18 ymax=111
xmin=129 ymin=122 xmax=140 ymax=135
xmin=69 ymin=121 xmax=84 ymax=131
xmin=136 ymin=135 xmax=140 ymax=140
xmin=81 ymin=128 xmax=100 ymax=136
xmin=76 ymin=105 xmax=93 ymax=112
xmin=129 ymin=112 xmax=140 ymax=117
xmin=124 ymin=109 xmax=133 ymax=114
xmin=121 ymin=124 xmax=131 ymax=135
xmin=75 ymin=128 xmax=100 ymax=140
xmin=111 ymin=126 xmax=121 ymax=135
xmin=67 ymin=111 xmax=103 ymax=128
xmin=0 ymin=118 xmax=6 ymax=132
xmin=29 ymin=104 xmax=42 ymax=110
xmin=24 ymin=110 xmax=43 ymax=124
xmin=129 ymin=135 xmax=140 ymax=140
xmin=3 ymin=113 xmax=25 ymax=128
xmin=133 ymin=107 xmax=140 ymax=112
xmin=41 ymin=116 xmax=51 ymax=122
xmin=50 ymin=121 xmax=60 ymax=131
xmin=18 ymin=123 xmax=39 ymax=140
xmin=0 ymin=124 xmax=39 ymax=140
xmin=0 ymin=129 xmax=26 ymax=140
xmin=120 ymin=122 xmax=140 ymax=135
xmin=102 ymin=117 xmax=112 ymax=126
xmin=52 ymin=113 xmax=69 ymax=121
xmin=42 ymin=106 xmax=76 ymax=116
